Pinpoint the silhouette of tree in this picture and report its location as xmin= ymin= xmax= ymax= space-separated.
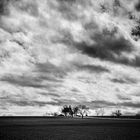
xmin=53 ymin=112 xmax=58 ymax=117
xmin=61 ymin=105 xmax=70 ymax=117
xmin=112 ymin=110 xmax=122 ymax=117
xmin=95 ymin=108 xmax=105 ymax=116
xmin=77 ymin=105 xmax=89 ymax=118
xmin=61 ymin=105 xmax=89 ymax=118
xmin=95 ymin=109 xmax=100 ymax=116
xmin=100 ymin=108 xmax=105 ymax=116
xmin=73 ymin=106 xmax=79 ymax=116
xmin=68 ymin=105 xmax=74 ymax=117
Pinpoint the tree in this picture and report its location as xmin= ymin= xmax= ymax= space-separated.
xmin=73 ymin=106 xmax=79 ymax=116
xmin=112 ymin=110 xmax=122 ymax=117
xmin=95 ymin=109 xmax=100 ymax=116
xmin=100 ymin=108 xmax=105 ymax=116
xmin=77 ymin=105 xmax=89 ymax=118
xmin=95 ymin=108 xmax=105 ymax=116
xmin=61 ymin=105 xmax=89 ymax=118
xmin=61 ymin=105 xmax=70 ymax=117
xmin=68 ymin=105 xmax=74 ymax=117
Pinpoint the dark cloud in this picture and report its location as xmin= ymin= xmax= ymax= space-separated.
xmin=91 ymin=100 xmax=140 ymax=109
xmin=0 ymin=95 xmax=61 ymax=107
xmin=131 ymin=24 xmax=140 ymax=39
xmin=52 ymin=98 xmax=83 ymax=106
xmin=111 ymin=78 xmax=126 ymax=84
xmin=100 ymin=4 xmax=108 ymax=13
xmin=36 ymin=62 xmax=67 ymax=78
xmin=120 ymin=102 xmax=140 ymax=108
xmin=71 ymin=88 xmax=79 ymax=93
xmin=10 ymin=100 xmax=60 ymax=107
xmin=5 ymin=97 xmax=81 ymax=107
xmin=56 ymin=0 xmax=78 ymax=21
xmin=132 ymin=92 xmax=140 ymax=97
xmin=0 ymin=63 xmax=65 ymax=88
xmin=38 ymin=75 xmax=63 ymax=83
xmin=0 ymin=0 xmax=9 ymax=15
xmin=100 ymin=0 xmax=121 ymax=14
xmin=91 ymin=100 xmax=116 ymax=108
xmin=0 ymin=103 xmax=8 ymax=110
xmin=135 ymin=1 xmax=140 ymax=11
xmin=76 ymin=31 xmax=131 ymax=55
xmin=76 ymin=64 xmax=110 ymax=73
xmin=0 ymin=49 xmax=11 ymax=62
xmin=0 ymin=74 xmax=45 ymax=88
xmin=110 ymin=77 xmax=137 ymax=84
xmin=13 ymin=0 xmax=39 ymax=17
xmin=117 ymin=94 xmax=131 ymax=101
xmin=113 ymin=0 xmax=121 ymax=7
xmin=123 ymin=111 xmax=136 ymax=116
xmin=74 ymin=28 xmax=140 ymax=67
xmin=33 ymin=62 xmax=65 ymax=83
xmin=38 ymin=92 xmax=61 ymax=97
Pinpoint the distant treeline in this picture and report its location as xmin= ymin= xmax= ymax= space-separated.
xmin=46 ymin=105 xmax=140 ymax=119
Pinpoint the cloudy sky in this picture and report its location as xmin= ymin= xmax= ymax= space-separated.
xmin=0 ymin=0 xmax=140 ymax=116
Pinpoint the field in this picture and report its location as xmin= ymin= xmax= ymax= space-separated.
xmin=0 ymin=117 xmax=140 ymax=140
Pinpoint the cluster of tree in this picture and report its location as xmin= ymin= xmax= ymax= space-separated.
xmin=61 ymin=106 xmax=123 ymax=118
xmin=45 ymin=108 xmax=140 ymax=119
xmin=61 ymin=105 xmax=89 ymax=118
xmin=95 ymin=108 xmax=105 ymax=116
xmin=112 ymin=110 xmax=122 ymax=117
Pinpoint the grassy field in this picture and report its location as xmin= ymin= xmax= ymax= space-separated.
xmin=0 ymin=117 xmax=140 ymax=140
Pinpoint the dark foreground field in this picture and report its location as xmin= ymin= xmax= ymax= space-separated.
xmin=0 ymin=117 xmax=140 ymax=140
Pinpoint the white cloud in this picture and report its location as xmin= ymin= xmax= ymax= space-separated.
xmin=0 ymin=0 xmax=140 ymax=115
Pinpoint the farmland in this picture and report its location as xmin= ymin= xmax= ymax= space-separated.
xmin=0 ymin=117 xmax=140 ymax=140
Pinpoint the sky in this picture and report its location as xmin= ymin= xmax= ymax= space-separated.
xmin=0 ymin=0 xmax=140 ymax=116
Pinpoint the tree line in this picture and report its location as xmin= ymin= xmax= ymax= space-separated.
xmin=61 ymin=105 xmax=89 ymax=118
xmin=44 ymin=104 xmax=125 ymax=118
xmin=60 ymin=105 xmax=122 ymax=118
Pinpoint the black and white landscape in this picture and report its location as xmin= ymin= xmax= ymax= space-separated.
xmin=0 ymin=0 xmax=140 ymax=139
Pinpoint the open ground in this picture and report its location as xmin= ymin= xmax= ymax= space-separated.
xmin=0 ymin=117 xmax=140 ymax=140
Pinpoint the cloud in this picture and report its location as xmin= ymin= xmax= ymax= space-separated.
xmin=36 ymin=62 xmax=67 ymax=78
xmin=74 ymin=29 xmax=139 ymax=67
xmin=91 ymin=100 xmax=116 ymax=108
xmin=14 ymin=0 xmax=39 ymax=17
xmin=120 ymin=102 xmax=140 ymax=108
xmin=0 ymin=72 xmax=64 ymax=90
xmin=37 ymin=92 xmax=61 ymax=98
xmin=0 ymin=94 xmax=60 ymax=107
xmin=0 ymin=74 xmax=45 ymax=88
xmin=116 ymin=94 xmax=131 ymax=101
xmin=91 ymin=100 xmax=140 ymax=109
xmin=133 ymin=92 xmax=140 ymax=97
xmin=91 ymin=99 xmax=140 ymax=109
xmin=75 ymin=64 xmax=110 ymax=73
xmin=0 ymin=0 xmax=140 ymax=115
xmin=0 ymin=0 xmax=9 ymax=15
xmin=9 ymin=100 xmax=60 ymax=107
xmin=110 ymin=76 xmax=137 ymax=84
xmin=135 ymin=0 xmax=140 ymax=11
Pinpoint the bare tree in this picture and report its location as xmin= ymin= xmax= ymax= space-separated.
xmin=61 ymin=105 xmax=89 ymax=118
xmin=112 ymin=110 xmax=122 ymax=118
xmin=53 ymin=112 xmax=58 ymax=117
xmin=68 ymin=105 xmax=74 ymax=117
xmin=95 ymin=108 xmax=105 ymax=116
xmin=73 ymin=106 xmax=79 ymax=116
xmin=77 ymin=105 xmax=89 ymax=118
xmin=95 ymin=109 xmax=100 ymax=116
xmin=99 ymin=108 xmax=105 ymax=116
xmin=61 ymin=105 xmax=70 ymax=117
